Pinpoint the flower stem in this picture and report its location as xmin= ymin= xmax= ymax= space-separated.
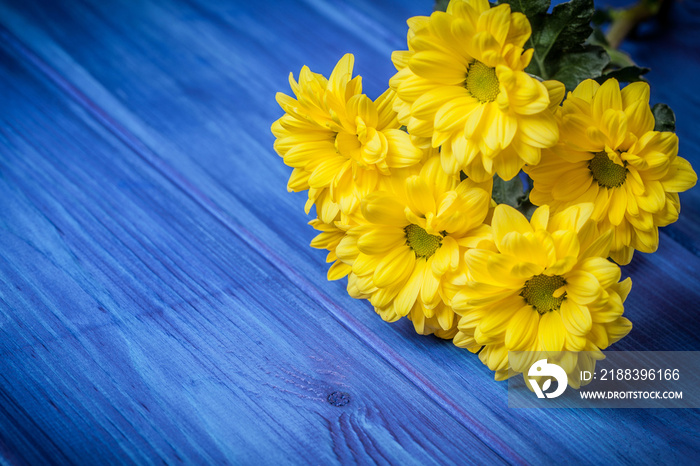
xmin=606 ymin=0 xmax=670 ymax=49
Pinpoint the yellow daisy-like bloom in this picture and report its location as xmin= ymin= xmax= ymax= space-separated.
xmin=272 ymin=54 xmax=423 ymax=223
xmin=453 ymin=203 xmax=632 ymax=381
xmin=526 ymin=79 xmax=697 ymax=264
xmin=389 ymin=0 xmax=563 ymax=182
xmin=336 ymin=157 xmax=493 ymax=336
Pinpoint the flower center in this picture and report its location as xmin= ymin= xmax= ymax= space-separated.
xmin=465 ymin=60 xmax=500 ymax=103
xmin=521 ymin=274 xmax=567 ymax=314
xmin=404 ymin=224 xmax=443 ymax=258
xmin=589 ymin=151 xmax=627 ymax=188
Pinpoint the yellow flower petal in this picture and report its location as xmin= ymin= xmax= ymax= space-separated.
xmin=635 ymin=180 xmax=665 ymax=213
xmin=551 ymin=230 xmax=580 ymax=260
xmin=477 ymin=4 xmax=512 ymax=46
xmin=506 ymin=70 xmax=549 ymax=115
xmin=565 ymin=331 xmax=587 ymax=351
xmin=591 ymin=291 xmax=624 ymax=323
xmin=538 ymin=311 xmax=565 ymax=352
xmin=580 ymin=229 xmax=613 ymax=259
xmin=601 ymin=109 xmax=628 ymax=149
xmin=588 ymin=323 xmax=610 ymax=349
xmin=493 ymin=145 xmax=525 ymax=180
xmin=550 ymin=203 xmax=595 ymax=233
xmin=579 ymin=257 xmax=621 ymax=288
xmin=592 ymin=78 xmax=623 ymax=122
xmin=357 ymin=227 xmax=407 ymax=255
xmin=479 ymin=344 xmax=509 ymax=372
xmin=606 ymin=317 xmax=633 ymax=344
xmin=518 ymin=113 xmax=558 ymax=148
xmin=421 ymin=260 xmax=442 ymax=308
xmin=476 ymin=297 xmax=522 ymax=344
xmin=394 ymin=259 xmax=426 ymax=316
xmin=529 ymin=205 xmax=549 ymax=231
xmin=492 ymin=204 xmax=533 ymax=246
xmin=434 ymin=96 xmax=479 ymax=133
xmin=622 ymin=87 xmax=654 ymax=136
xmin=405 ymin=175 xmax=436 ymax=216
xmin=409 ymin=50 xmax=470 ymax=85
xmin=560 ymin=299 xmax=592 ymax=336
xmin=374 ymin=246 xmax=414 ymax=288
xmin=544 ymin=79 xmax=566 ymax=110
xmin=610 ymin=247 xmax=634 ymax=267
xmin=552 ymin=168 xmax=593 ymax=201
xmin=661 ymin=156 xmax=697 ymax=193
xmin=608 ymin=187 xmax=627 ymax=225
xmin=632 ymin=225 xmax=659 ymax=253
xmin=329 ymin=53 xmax=355 ymax=94
xmin=487 ymin=254 xmax=537 ymax=282
xmin=571 ymin=79 xmax=600 ymax=101
xmin=499 ymin=231 xmax=550 ymax=268
xmin=506 ymin=11 xmax=531 ymax=47
xmin=612 ymin=277 xmax=633 ymax=302
xmin=412 ymin=86 xmax=470 ymax=122
xmin=431 ymin=239 xmax=451 ymax=276
xmin=565 ymin=270 xmax=601 ymax=305
xmin=361 ymin=192 xmax=407 ymax=226
xmin=328 ymin=261 xmax=352 ymax=281
xmin=505 ymin=305 xmax=540 ymax=350
xmin=352 ymin=252 xmax=382 ymax=277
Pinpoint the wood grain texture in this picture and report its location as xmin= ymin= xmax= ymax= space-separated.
xmin=0 ymin=42 xmax=508 ymax=464
xmin=0 ymin=0 xmax=698 ymax=463
xmin=0 ymin=41 xmax=516 ymax=463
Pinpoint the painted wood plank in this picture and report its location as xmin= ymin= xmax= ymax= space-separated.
xmin=0 ymin=42 xmax=507 ymax=464
xmin=0 ymin=0 xmax=698 ymax=462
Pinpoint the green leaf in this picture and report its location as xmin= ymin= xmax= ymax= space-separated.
xmin=591 ymin=8 xmax=613 ymax=26
xmin=492 ymin=175 xmax=528 ymax=208
xmin=604 ymin=47 xmax=639 ymax=69
xmin=491 ymin=174 xmax=540 ymax=219
xmin=550 ymin=45 xmax=610 ymax=91
xmin=501 ymin=0 xmax=610 ymax=89
xmin=499 ymin=0 xmax=549 ymax=17
xmin=596 ymin=65 xmax=650 ymax=84
xmin=590 ymin=27 xmax=609 ymax=46
xmin=518 ymin=200 xmax=539 ymax=220
xmin=523 ymin=0 xmax=597 ymax=80
xmin=652 ymin=103 xmax=676 ymax=133
xmin=589 ymin=25 xmax=649 ymax=81
xmin=433 ymin=0 xmax=449 ymax=12
xmin=590 ymin=27 xmax=636 ymax=67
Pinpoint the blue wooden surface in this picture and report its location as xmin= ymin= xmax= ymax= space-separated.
xmin=0 ymin=0 xmax=698 ymax=463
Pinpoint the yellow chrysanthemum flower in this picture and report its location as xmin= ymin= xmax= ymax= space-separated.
xmin=389 ymin=0 xmax=564 ymax=182
xmin=526 ymin=79 xmax=697 ymax=264
xmin=453 ymin=203 xmax=632 ymax=381
xmin=335 ymin=157 xmax=493 ymax=336
xmin=272 ymin=54 xmax=423 ymax=223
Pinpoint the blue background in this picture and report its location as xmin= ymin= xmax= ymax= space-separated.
xmin=0 ymin=0 xmax=698 ymax=463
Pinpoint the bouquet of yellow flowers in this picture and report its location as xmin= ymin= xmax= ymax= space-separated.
xmin=271 ymin=0 xmax=696 ymax=386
